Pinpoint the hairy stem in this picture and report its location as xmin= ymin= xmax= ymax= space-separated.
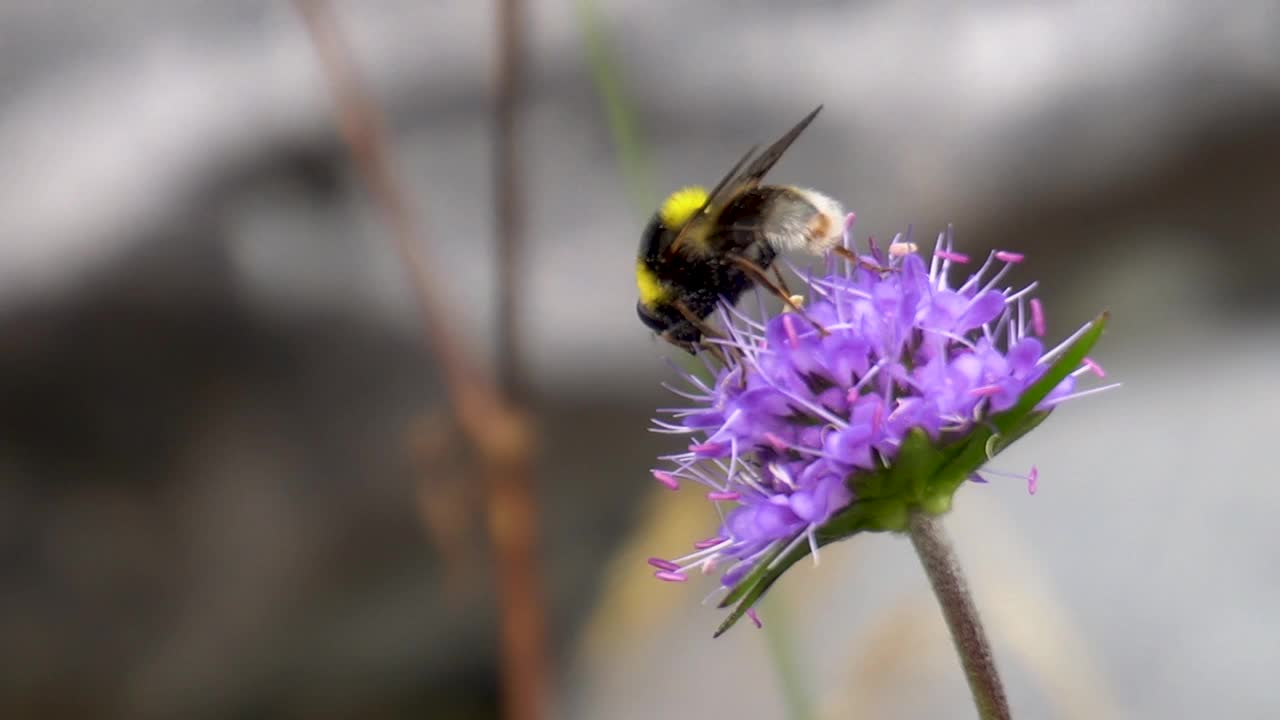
xmin=908 ymin=511 xmax=1010 ymax=720
xmin=296 ymin=3 xmax=548 ymax=719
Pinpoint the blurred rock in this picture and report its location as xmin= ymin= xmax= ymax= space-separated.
xmin=0 ymin=1 xmax=1276 ymax=717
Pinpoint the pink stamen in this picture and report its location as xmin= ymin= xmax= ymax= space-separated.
xmin=995 ymin=250 xmax=1024 ymax=263
xmin=1030 ymin=298 xmax=1046 ymax=337
xmin=1047 ymin=382 xmax=1122 ymax=405
xmin=747 ymin=608 xmax=763 ymax=629
xmin=1027 ymin=466 xmax=1039 ymax=495
xmin=783 ymin=314 xmax=799 ymax=347
xmin=935 ymin=249 xmax=970 ymax=264
xmin=652 ymin=469 xmax=679 ymax=490
xmin=970 ymin=384 xmax=1002 ymax=397
xmin=689 ymin=441 xmax=723 ymax=454
xmin=707 ymin=491 xmax=741 ymax=502
xmin=1083 ymin=357 xmax=1106 ymax=378
xmin=694 ymin=536 xmax=727 ymax=549
xmin=647 ymin=557 xmax=680 ymax=572
xmin=655 ymin=570 xmax=688 ymax=583
xmin=763 ymin=432 xmax=789 ymax=451
xmin=700 ymin=556 xmax=719 ymax=574
xmin=841 ymin=211 xmax=857 ymax=259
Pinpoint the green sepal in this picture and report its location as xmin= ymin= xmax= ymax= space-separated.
xmin=716 ymin=542 xmax=785 ymax=610
xmin=712 ymin=313 xmax=1108 ymax=636
xmin=933 ymin=312 xmax=1107 ymax=500
xmin=713 ymin=542 xmax=810 ymax=638
xmin=996 ymin=312 xmax=1108 ymax=434
xmin=890 ymin=429 xmax=947 ymax=499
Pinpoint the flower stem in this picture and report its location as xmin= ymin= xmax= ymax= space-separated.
xmin=907 ymin=510 xmax=1010 ymax=720
xmin=761 ymin=594 xmax=815 ymax=720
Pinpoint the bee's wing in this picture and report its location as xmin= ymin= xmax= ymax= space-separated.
xmin=661 ymin=144 xmax=756 ymax=259
xmin=704 ymin=143 xmax=759 ymax=205
xmin=733 ymin=104 xmax=822 ymax=189
xmin=665 ymin=105 xmax=823 ymax=258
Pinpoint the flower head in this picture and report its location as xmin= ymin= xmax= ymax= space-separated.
xmin=647 ymin=215 xmax=1114 ymax=634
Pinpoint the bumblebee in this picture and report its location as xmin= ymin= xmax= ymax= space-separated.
xmin=635 ymin=105 xmax=846 ymax=353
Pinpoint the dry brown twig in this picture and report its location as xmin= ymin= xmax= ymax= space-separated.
xmin=408 ymin=412 xmax=482 ymax=601
xmin=294 ymin=3 xmax=548 ymax=719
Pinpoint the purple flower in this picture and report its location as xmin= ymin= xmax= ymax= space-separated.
xmin=647 ymin=215 xmax=1116 ymax=607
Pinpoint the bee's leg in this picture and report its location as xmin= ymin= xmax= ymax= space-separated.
xmin=727 ymin=256 xmax=828 ymax=336
xmin=660 ymin=328 xmax=724 ymax=365
xmin=670 ymin=299 xmax=732 ymax=363
xmin=699 ymin=341 xmax=735 ymax=370
xmin=671 ymin=301 xmax=735 ymax=367
xmin=769 ymin=263 xmax=796 ymax=299
xmin=832 ymin=245 xmax=889 ymax=273
xmin=671 ymin=301 xmax=726 ymax=343
xmin=658 ymin=331 xmax=698 ymax=356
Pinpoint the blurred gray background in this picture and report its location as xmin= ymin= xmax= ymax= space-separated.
xmin=0 ymin=1 xmax=1277 ymax=718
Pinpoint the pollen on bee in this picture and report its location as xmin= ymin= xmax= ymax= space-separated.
xmin=659 ymin=186 xmax=710 ymax=227
xmin=889 ymin=241 xmax=919 ymax=257
xmin=807 ymin=213 xmax=833 ymax=242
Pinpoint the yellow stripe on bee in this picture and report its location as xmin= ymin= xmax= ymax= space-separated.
xmin=659 ymin=186 xmax=709 ymax=228
xmin=635 ymin=261 xmax=670 ymax=306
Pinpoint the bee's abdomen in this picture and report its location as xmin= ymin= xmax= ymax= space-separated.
xmin=716 ymin=186 xmax=844 ymax=257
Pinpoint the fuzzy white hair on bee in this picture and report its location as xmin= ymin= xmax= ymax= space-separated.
xmin=763 ymin=187 xmax=846 ymax=256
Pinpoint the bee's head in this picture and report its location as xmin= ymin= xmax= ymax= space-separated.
xmin=635 ymin=298 xmax=669 ymax=333
xmin=633 ymin=185 xmax=712 ymax=356
xmin=636 ymin=300 xmax=700 ymax=354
